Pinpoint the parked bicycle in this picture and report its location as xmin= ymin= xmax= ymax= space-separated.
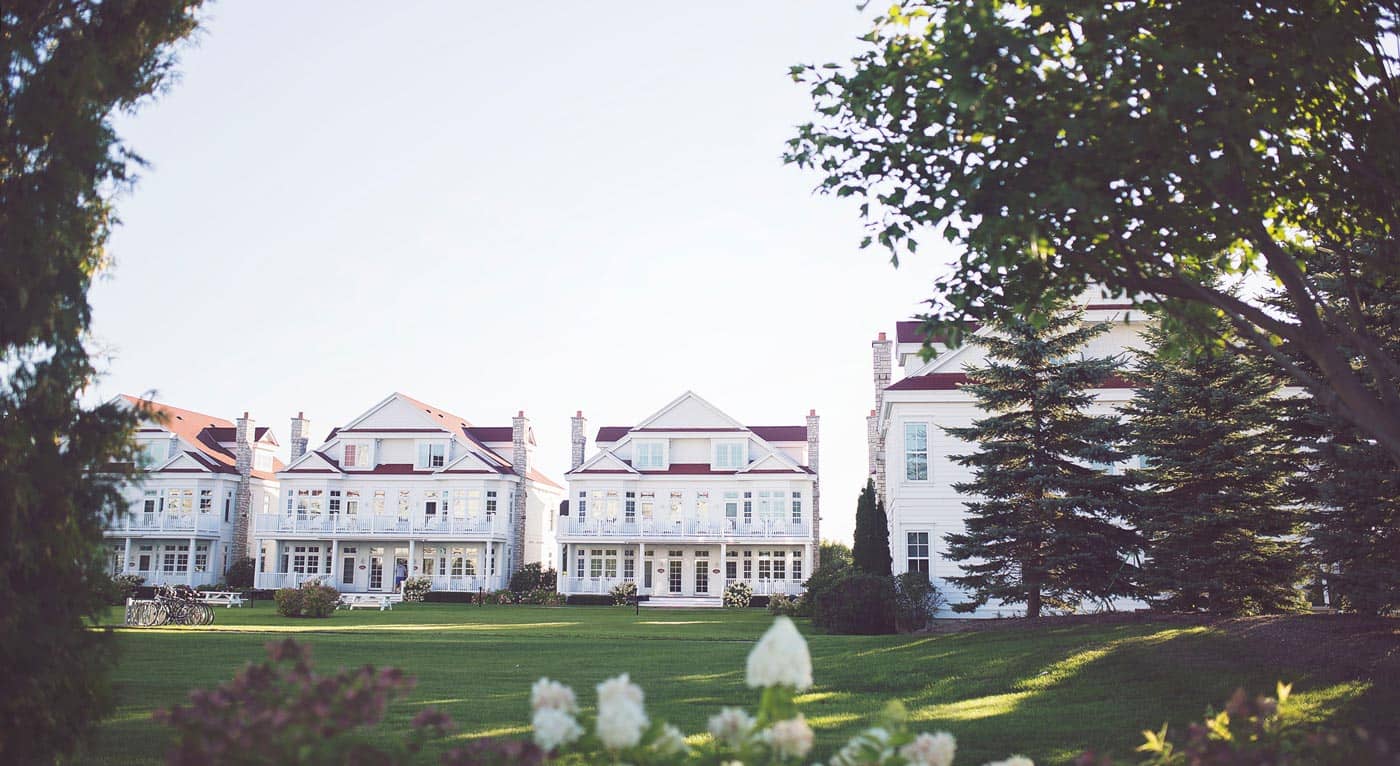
xmin=125 ymin=584 xmax=215 ymax=627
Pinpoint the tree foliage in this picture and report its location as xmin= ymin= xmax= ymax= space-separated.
xmin=1123 ymin=321 xmax=1306 ymax=615
xmin=852 ymin=479 xmax=893 ymax=575
xmin=788 ymin=0 xmax=1400 ymax=462
xmin=1283 ymin=252 xmax=1400 ymax=615
xmin=943 ymin=306 xmax=1138 ymax=617
xmin=0 ymin=1 xmax=203 ymax=760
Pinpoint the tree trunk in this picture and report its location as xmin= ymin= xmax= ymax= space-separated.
xmin=1026 ymin=584 xmax=1042 ymax=619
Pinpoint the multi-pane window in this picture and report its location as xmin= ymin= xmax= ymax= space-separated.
xmin=758 ymin=556 xmax=772 ymax=580
xmin=423 ymin=491 xmax=439 ymax=518
xmin=143 ymin=490 xmax=159 ymax=515
xmin=724 ymin=492 xmax=739 ymax=527
xmin=624 ymin=492 xmax=636 ymax=522
xmin=576 ymin=548 xmax=586 ymax=577
xmin=623 ymin=550 xmax=635 ymax=580
xmin=198 ymin=489 xmax=212 ymax=513
xmin=726 ymin=551 xmax=738 ymax=580
xmin=696 ymin=493 xmax=709 ymax=523
xmin=194 ymin=542 xmax=209 ymax=572
xmin=791 ymin=551 xmax=803 ymax=581
xmin=791 ymin=492 xmax=802 ymax=524
xmin=485 ymin=490 xmax=497 ymax=515
xmin=743 ymin=492 xmax=753 ymax=524
xmin=743 ymin=550 xmax=753 ymax=580
xmin=669 ymin=491 xmax=683 ymax=523
xmin=589 ymin=549 xmax=604 ymax=579
xmin=907 ymin=532 xmax=930 ymax=575
xmin=343 ymin=441 xmax=371 ymax=468
xmin=640 ymin=494 xmax=654 ymax=523
xmin=773 ymin=553 xmax=786 ymax=581
xmin=604 ymin=491 xmax=620 ymax=521
xmin=603 ymin=549 xmax=619 ymax=579
xmin=577 ymin=491 xmax=587 ymax=522
xmin=713 ymin=441 xmax=745 ymax=469
xmin=397 ymin=490 xmax=411 ymax=519
xmin=345 ymin=490 xmax=360 ymax=515
xmin=329 ymin=490 xmax=341 ymax=513
xmin=633 ymin=441 xmax=665 ymax=469
xmin=417 ymin=442 xmax=446 ymax=469
xmin=905 ymin=423 xmax=929 ymax=481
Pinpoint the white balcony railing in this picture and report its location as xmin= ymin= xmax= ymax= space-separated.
xmin=558 ymin=577 xmax=801 ymax=596
xmin=255 ymin=572 xmax=505 ymax=592
xmin=106 ymin=512 xmax=223 ymax=535
xmin=125 ymin=569 xmax=219 ymax=587
xmin=561 ymin=517 xmax=810 ymax=539
xmin=427 ymin=574 xmax=497 ymax=592
xmin=253 ymin=513 xmax=506 ymax=538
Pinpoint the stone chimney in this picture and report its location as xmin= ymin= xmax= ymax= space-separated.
xmin=233 ymin=412 xmax=254 ymax=561
xmin=289 ymin=411 xmax=310 ymax=461
xmin=871 ymin=331 xmax=893 ymax=506
xmin=570 ymin=410 xmax=587 ymax=471
xmin=510 ymin=410 xmax=530 ymax=575
xmin=806 ymin=408 xmax=821 ymax=568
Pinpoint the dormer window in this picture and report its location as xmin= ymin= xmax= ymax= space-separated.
xmin=417 ymin=442 xmax=447 ymax=469
xmin=633 ymin=441 xmax=666 ymax=470
xmin=713 ymin=441 xmax=746 ymax=469
xmin=139 ymin=441 xmax=167 ymax=467
xmin=343 ymin=441 xmax=372 ymax=469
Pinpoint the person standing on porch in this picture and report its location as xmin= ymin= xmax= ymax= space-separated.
xmin=395 ymin=560 xmax=407 ymax=592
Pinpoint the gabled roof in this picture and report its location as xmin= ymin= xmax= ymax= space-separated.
xmin=120 ymin=394 xmax=284 ymax=480
xmin=895 ymin=320 xmax=981 ymax=345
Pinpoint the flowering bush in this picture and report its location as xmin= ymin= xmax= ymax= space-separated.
xmin=514 ymin=616 xmax=1032 ymax=765
xmin=275 ymin=582 xmax=339 ymax=617
xmin=610 ymin=581 xmax=638 ymax=605
xmin=402 ymin=576 xmax=432 ymax=602
xmin=492 ymin=588 xmax=518 ymax=604
xmin=155 ymin=639 xmax=453 ymax=765
xmin=526 ymin=588 xmax=565 ymax=606
xmin=723 ymin=580 xmax=753 ymax=608
xmin=768 ymin=592 xmax=805 ymax=617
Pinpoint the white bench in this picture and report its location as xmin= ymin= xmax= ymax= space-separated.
xmin=198 ymin=591 xmax=247 ymax=608
xmin=338 ymin=593 xmax=393 ymax=611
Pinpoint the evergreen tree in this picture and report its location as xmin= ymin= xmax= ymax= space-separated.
xmin=944 ymin=307 xmax=1139 ymax=617
xmin=1 ymin=2 xmax=204 ymax=760
xmin=1123 ymin=322 xmax=1306 ymax=615
xmin=1281 ymin=248 xmax=1400 ymax=615
xmin=852 ymin=479 xmax=892 ymax=575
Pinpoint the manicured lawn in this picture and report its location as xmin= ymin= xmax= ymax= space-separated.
xmin=77 ymin=604 xmax=1394 ymax=765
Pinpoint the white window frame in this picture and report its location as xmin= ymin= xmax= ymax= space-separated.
xmin=632 ymin=440 xmax=667 ymax=470
xmin=343 ymin=441 xmax=373 ymax=469
xmin=712 ymin=440 xmax=747 ymax=470
xmin=904 ymin=422 xmax=930 ymax=482
xmin=417 ymin=441 xmax=447 ymax=469
xmin=907 ymin=531 xmax=931 ymax=575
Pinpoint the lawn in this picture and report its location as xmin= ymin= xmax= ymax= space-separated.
xmin=77 ymin=604 xmax=1395 ymax=765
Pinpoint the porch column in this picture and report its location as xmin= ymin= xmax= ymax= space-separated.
xmin=254 ymin=538 xmax=264 ymax=587
xmin=331 ymin=538 xmax=339 ymax=582
xmin=187 ymin=535 xmax=196 ymax=585
xmin=408 ymin=539 xmax=416 ymax=577
xmin=638 ymin=542 xmax=645 ymax=594
xmin=719 ymin=542 xmax=727 ymax=590
xmin=123 ymin=537 xmax=133 ymax=574
xmin=803 ymin=544 xmax=813 ymax=588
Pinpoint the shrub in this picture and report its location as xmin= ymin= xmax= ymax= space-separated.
xmin=401 ymin=576 xmax=432 ymax=602
xmin=610 ymin=581 xmax=637 ymax=605
xmin=422 ymin=591 xmax=476 ymax=604
xmin=565 ymin=594 xmax=615 ymax=606
xmin=723 ymin=580 xmax=753 ymax=608
xmin=767 ymin=592 xmax=801 ymax=616
xmin=108 ymin=573 xmax=145 ymax=605
xmin=492 ymin=589 xmax=518 ymax=605
xmin=510 ymin=563 xmax=557 ymax=593
xmin=225 ymin=557 xmax=255 ymax=588
xmin=814 ymin=573 xmax=897 ymax=635
xmin=804 ymin=559 xmax=854 ymax=627
xmin=527 ymin=588 xmax=565 ymax=606
xmin=155 ymin=640 xmax=453 ymax=764
xmin=893 ymin=572 xmax=945 ymax=632
xmin=275 ymin=582 xmax=339 ymax=618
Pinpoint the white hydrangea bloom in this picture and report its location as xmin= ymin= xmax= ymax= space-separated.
xmin=651 ymin=723 xmax=690 ymax=756
xmin=900 ymin=731 xmax=956 ymax=766
xmin=530 ymin=677 xmax=578 ymax=713
xmin=708 ymin=706 xmax=757 ymax=749
xmin=985 ymin=758 xmax=1033 ymax=766
xmin=765 ymin=715 xmax=815 ymax=760
xmin=828 ymin=727 xmax=893 ymax=766
xmin=531 ymin=707 xmax=582 ymax=752
xmin=595 ymin=674 xmax=648 ymax=751
xmin=745 ymin=617 xmax=813 ymax=691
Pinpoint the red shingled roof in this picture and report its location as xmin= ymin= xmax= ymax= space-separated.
xmin=895 ymin=320 xmax=982 ymax=345
xmin=121 ymin=395 xmax=284 ymax=480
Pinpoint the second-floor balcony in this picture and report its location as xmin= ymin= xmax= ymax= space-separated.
xmin=106 ymin=511 xmax=223 ymax=535
xmin=254 ymin=512 xmax=506 ymax=538
xmin=561 ymin=516 xmax=810 ymax=539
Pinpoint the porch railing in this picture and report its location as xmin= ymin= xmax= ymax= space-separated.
xmin=255 ymin=572 xmax=505 ymax=592
xmin=253 ymin=513 xmax=506 ymax=537
xmin=124 ymin=569 xmax=219 ymax=587
xmin=561 ymin=517 xmax=810 ymax=539
xmin=107 ymin=512 xmax=223 ymax=535
xmin=558 ymin=576 xmax=802 ymax=596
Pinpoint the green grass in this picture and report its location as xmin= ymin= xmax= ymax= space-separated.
xmin=77 ymin=604 xmax=1388 ymax=765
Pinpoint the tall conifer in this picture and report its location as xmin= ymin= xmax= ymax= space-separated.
xmin=1123 ymin=322 xmax=1306 ymax=615
xmin=944 ymin=307 xmax=1138 ymax=617
xmin=852 ymin=479 xmax=892 ymax=575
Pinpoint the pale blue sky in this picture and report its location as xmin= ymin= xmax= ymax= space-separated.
xmin=87 ymin=2 xmax=953 ymax=544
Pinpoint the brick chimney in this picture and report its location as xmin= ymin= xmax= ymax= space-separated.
xmin=806 ymin=408 xmax=821 ymax=568
xmin=570 ymin=410 xmax=587 ymax=471
xmin=871 ymin=331 xmax=893 ymax=506
xmin=233 ymin=411 xmax=254 ymax=561
xmin=510 ymin=410 xmax=530 ymax=575
xmin=289 ymin=411 xmax=310 ymax=461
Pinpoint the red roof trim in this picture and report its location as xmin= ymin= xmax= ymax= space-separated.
xmin=596 ymin=425 xmax=808 ymax=443
xmin=339 ymin=428 xmax=451 ymax=433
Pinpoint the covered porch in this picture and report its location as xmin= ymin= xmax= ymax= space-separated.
xmin=558 ymin=542 xmax=810 ymax=598
xmin=105 ymin=536 xmax=226 ymax=587
xmin=253 ymin=538 xmax=509 ymax=593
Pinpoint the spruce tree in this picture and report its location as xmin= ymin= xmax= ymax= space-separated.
xmin=1123 ymin=321 xmax=1306 ymax=615
xmin=852 ymin=479 xmax=892 ymax=575
xmin=944 ymin=307 xmax=1138 ymax=617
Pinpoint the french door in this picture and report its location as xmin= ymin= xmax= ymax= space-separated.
xmin=667 ymin=559 xmax=683 ymax=594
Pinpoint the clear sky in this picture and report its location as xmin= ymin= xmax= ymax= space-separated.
xmin=87 ymin=2 xmax=955 ymax=544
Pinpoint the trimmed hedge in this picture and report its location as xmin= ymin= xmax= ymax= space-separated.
xmin=567 ymin=594 xmax=627 ymax=606
xmin=422 ymin=591 xmax=477 ymax=604
xmin=813 ymin=573 xmax=898 ymax=634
